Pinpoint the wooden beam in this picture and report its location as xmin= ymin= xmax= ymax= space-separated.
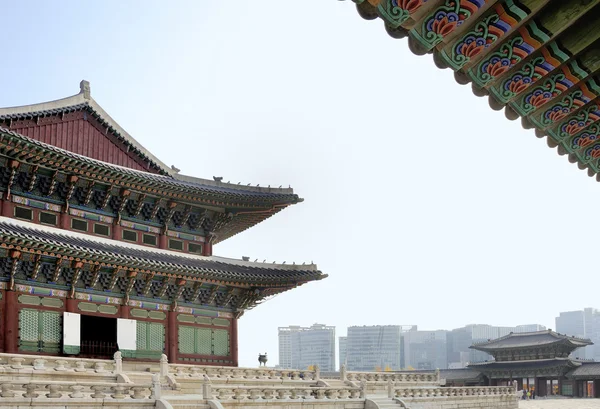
xmin=142 ymin=273 xmax=155 ymax=296
xmin=206 ymin=285 xmax=219 ymax=305
xmin=83 ymin=181 xmax=96 ymax=206
xmin=26 ymin=165 xmax=38 ymax=192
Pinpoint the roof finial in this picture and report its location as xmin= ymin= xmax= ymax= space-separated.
xmin=80 ymin=80 xmax=91 ymax=100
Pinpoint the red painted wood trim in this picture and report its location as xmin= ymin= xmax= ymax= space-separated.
xmin=231 ymin=318 xmax=238 ymax=367
xmin=167 ymin=310 xmax=178 ymax=363
xmin=65 ymin=298 xmax=77 ymax=313
xmin=5 ymin=291 xmax=18 ymax=353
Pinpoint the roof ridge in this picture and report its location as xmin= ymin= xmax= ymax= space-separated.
xmin=0 ymin=126 xmax=301 ymax=200
xmin=0 ymin=81 xmax=173 ymax=175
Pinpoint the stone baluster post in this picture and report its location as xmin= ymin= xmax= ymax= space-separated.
xmin=202 ymin=375 xmax=213 ymax=399
xmin=315 ymin=364 xmax=320 ymax=382
xmin=360 ymin=380 xmax=367 ymax=399
xmin=114 ymin=351 xmax=123 ymax=374
xmin=387 ymin=379 xmax=393 ymax=398
xmin=160 ymin=354 xmax=169 ymax=378
xmin=152 ymin=373 xmax=162 ymax=399
xmin=341 ymin=364 xmax=347 ymax=381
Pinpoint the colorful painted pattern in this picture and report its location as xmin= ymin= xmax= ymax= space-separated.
xmin=167 ymin=230 xmax=205 ymax=242
xmin=128 ymin=299 xmax=170 ymax=311
xmin=176 ymin=305 xmax=232 ymax=317
xmin=550 ymin=104 xmax=600 ymax=139
xmin=16 ymin=284 xmax=67 ymax=298
xmin=493 ymin=43 xmax=571 ymax=104
xmin=527 ymin=81 xmax=600 ymax=129
xmin=511 ymin=62 xmax=589 ymax=116
xmin=12 ymin=195 xmax=61 ymax=212
xmin=410 ymin=0 xmax=489 ymax=50
xmin=378 ymin=0 xmax=430 ymax=28
xmin=471 ymin=21 xmax=550 ymax=86
xmin=439 ymin=0 xmax=528 ymax=69
xmin=121 ymin=220 xmax=161 ymax=234
xmin=69 ymin=208 xmax=114 ymax=223
xmin=570 ymin=124 xmax=600 ymax=150
xmin=75 ymin=292 xmax=122 ymax=305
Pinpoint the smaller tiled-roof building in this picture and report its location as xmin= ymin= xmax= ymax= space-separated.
xmin=442 ymin=330 xmax=597 ymax=397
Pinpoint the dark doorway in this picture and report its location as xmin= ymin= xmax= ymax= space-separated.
xmin=80 ymin=315 xmax=118 ymax=358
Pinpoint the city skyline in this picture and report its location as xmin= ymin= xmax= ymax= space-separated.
xmin=274 ymin=308 xmax=598 ymax=369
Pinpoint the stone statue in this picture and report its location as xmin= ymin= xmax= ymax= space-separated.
xmin=258 ymin=353 xmax=268 ymax=367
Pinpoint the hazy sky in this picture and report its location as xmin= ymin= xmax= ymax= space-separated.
xmin=2 ymin=1 xmax=599 ymax=367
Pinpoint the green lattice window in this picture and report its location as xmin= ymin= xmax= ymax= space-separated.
xmin=19 ymin=309 xmax=61 ymax=353
xmin=136 ymin=321 xmax=165 ymax=359
xmin=178 ymin=325 xmax=229 ymax=356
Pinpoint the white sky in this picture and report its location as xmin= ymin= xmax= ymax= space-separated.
xmin=2 ymin=1 xmax=598 ymax=368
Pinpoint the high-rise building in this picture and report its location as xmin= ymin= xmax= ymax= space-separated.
xmin=403 ymin=329 xmax=447 ymax=370
xmin=345 ymin=325 xmax=415 ymax=371
xmin=339 ymin=336 xmax=347 ymax=370
xmin=556 ymin=308 xmax=600 ymax=361
xmin=278 ymin=324 xmax=335 ymax=371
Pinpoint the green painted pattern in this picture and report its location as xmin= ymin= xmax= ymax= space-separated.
xmin=213 ymin=329 xmax=229 ymax=356
xmin=178 ymin=325 xmax=230 ymax=356
xmin=136 ymin=321 xmax=165 ymax=359
xmin=19 ymin=309 xmax=61 ymax=353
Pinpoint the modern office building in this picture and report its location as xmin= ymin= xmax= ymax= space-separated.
xmin=278 ymin=324 xmax=335 ymax=371
xmin=339 ymin=336 xmax=347 ymax=370
xmin=345 ymin=325 xmax=415 ymax=371
xmin=556 ymin=308 xmax=600 ymax=361
xmin=403 ymin=329 xmax=448 ymax=370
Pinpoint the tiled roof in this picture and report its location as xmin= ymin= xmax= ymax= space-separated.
xmin=470 ymin=330 xmax=592 ymax=351
xmin=0 ymin=126 xmax=301 ymax=205
xmin=0 ymin=217 xmax=325 ymax=286
xmin=343 ymin=1 xmax=600 ymax=180
xmin=567 ymin=362 xmax=600 ymax=379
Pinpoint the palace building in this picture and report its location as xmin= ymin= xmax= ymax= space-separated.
xmin=0 ymin=81 xmax=325 ymax=365
xmin=443 ymin=330 xmax=600 ymax=398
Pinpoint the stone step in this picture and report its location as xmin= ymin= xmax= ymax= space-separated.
xmin=164 ymin=394 xmax=210 ymax=409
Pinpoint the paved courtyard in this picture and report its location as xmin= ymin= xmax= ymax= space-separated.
xmin=520 ymin=399 xmax=600 ymax=409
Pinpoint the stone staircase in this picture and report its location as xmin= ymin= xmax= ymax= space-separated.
xmin=161 ymin=395 xmax=210 ymax=409
xmin=369 ymin=395 xmax=407 ymax=409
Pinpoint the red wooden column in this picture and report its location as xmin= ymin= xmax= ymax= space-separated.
xmin=65 ymin=297 xmax=77 ymax=313
xmin=167 ymin=309 xmax=178 ymax=363
xmin=231 ymin=318 xmax=239 ymax=367
xmin=4 ymin=290 xmax=18 ymax=353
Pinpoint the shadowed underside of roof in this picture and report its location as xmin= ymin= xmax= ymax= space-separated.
xmin=344 ymin=0 xmax=600 ymax=180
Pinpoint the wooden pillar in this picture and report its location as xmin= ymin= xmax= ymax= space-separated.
xmin=231 ymin=318 xmax=238 ymax=367
xmin=65 ymin=297 xmax=77 ymax=313
xmin=2 ymin=200 xmax=13 ymax=217
xmin=159 ymin=234 xmax=168 ymax=250
xmin=112 ymin=223 xmax=122 ymax=241
xmin=121 ymin=304 xmax=130 ymax=319
xmin=167 ymin=310 xmax=177 ymax=363
xmin=203 ymin=240 xmax=213 ymax=256
xmin=4 ymin=290 xmax=18 ymax=353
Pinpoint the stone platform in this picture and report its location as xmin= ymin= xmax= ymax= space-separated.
xmin=0 ymin=353 xmax=519 ymax=409
xmin=520 ymin=399 xmax=600 ymax=409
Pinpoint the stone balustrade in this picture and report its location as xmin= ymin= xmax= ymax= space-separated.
xmin=211 ymin=385 xmax=362 ymax=400
xmin=345 ymin=371 xmax=439 ymax=383
xmin=0 ymin=353 xmax=116 ymax=373
xmin=0 ymin=380 xmax=155 ymax=399
xmin=170 ymin=364 xmax=317 ymax=381
xmin=393 ymin=386 xmax=516 ymax=399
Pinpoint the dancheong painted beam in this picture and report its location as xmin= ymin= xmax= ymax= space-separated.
xmin=343 ymin=0 xmax=600 ymax=178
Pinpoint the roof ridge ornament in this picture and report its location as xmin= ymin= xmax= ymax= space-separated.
xmin=79 ymin=80 xmax=91 ymax=100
